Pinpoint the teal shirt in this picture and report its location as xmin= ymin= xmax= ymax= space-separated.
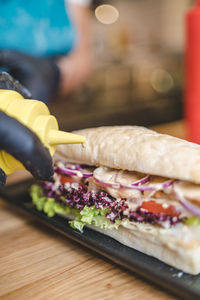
xmin=0 ymin=0 xmax=76 ymax=57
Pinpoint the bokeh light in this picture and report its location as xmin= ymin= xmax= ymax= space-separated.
xmin=150 ymin=69 xmax=174 ymax=93
xmin=95 ymin=4 xmax=119 ymax=25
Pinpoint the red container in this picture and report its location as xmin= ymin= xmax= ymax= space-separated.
xmin=185 ymin=0 xmax=200 ymax=143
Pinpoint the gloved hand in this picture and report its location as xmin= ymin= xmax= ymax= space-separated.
xmin=0 ymin=50 xmax=60 ymax=103
xmin=0 ymin=110 xmax=54 ymax=187
xmin=0 ymin=71 xmax=31 ymax=99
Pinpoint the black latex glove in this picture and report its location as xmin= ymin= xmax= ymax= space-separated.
xmin=0 ymin=111 xmax=54 ymax=187
xmin=0 ymin=71 xmax=31 ymax=98
xmin=0 ymin=50 xmax=60 ymax=103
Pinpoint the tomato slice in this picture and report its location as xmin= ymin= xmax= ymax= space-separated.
xmin=141 ymin=200 xmax=180 ymax=217
xmin=60 ymin=175 xmax=76 ymax=185
xmin=60 ymin=175 xmax=84 ymax=187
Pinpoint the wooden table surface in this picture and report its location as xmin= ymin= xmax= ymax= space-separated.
xmin=0 ymin=121 xmax=185 ymax=300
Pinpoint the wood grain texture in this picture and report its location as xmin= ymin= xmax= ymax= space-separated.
xmin=0 ymin=122 xmax=184 ymax=300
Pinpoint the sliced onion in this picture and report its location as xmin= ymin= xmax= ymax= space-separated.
xmin=140 ymin=179 xmax=174 ymax=192
xmin=81 ymin=172 xmax=95 ymax=178
xmin=65 ymin=164 xmax=82 ymax=171
xmin=162 ymin=180 xmax=174 ymax=189
xmin=94 ymin=175 xmax=174 ymax=192
xmin=131 ymin=175 xmax=150 ymax=186
xmin=93 ymin=176 xmax=121 ymax=189
xmin=94 ymin=176 xmax=155 ymax=191
xmin=56 ymin=166 xmax=78 ymax=176
xmin=120 ymin=183 xmax=155 ymax=192
xmin=56 ymin=166 xmax=93 ymax=178
xmin=176 ymin=195 xmax=200 ymax=217
xmin=174 ymin=182 xmax=200 ymax=217
xmin=93 ymin=173 xmax=151 ymax=191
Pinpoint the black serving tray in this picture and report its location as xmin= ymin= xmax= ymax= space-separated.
xmin=1 ymin=180 xmax=200 ymax=300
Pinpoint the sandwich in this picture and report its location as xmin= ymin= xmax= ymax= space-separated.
xmin=30 ymin=126 xmax=200 ymax=275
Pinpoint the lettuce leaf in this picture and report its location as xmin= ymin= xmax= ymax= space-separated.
xmin=184 ymin=216 xmax=200 ymax=226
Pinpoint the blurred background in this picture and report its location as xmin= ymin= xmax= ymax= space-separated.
xmin=50 ymin=0 xmax=195 ymax=131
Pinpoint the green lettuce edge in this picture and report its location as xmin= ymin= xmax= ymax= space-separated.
xmin=184 ymin=216 xmax=200 ymax=226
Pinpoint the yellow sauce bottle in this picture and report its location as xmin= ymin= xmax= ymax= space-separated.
xmin=0 ymin=89 xmax=85 ymax=174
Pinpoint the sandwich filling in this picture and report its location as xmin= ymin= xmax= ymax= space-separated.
xmin=30 ymin=162 xmax=200 ymax=231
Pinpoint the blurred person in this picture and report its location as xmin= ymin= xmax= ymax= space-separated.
xmin=0 ymin=0 xmax=92 ymax=103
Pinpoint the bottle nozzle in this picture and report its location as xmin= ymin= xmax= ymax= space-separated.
xmin=48 ymin=129 xmax=85 ymax=145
